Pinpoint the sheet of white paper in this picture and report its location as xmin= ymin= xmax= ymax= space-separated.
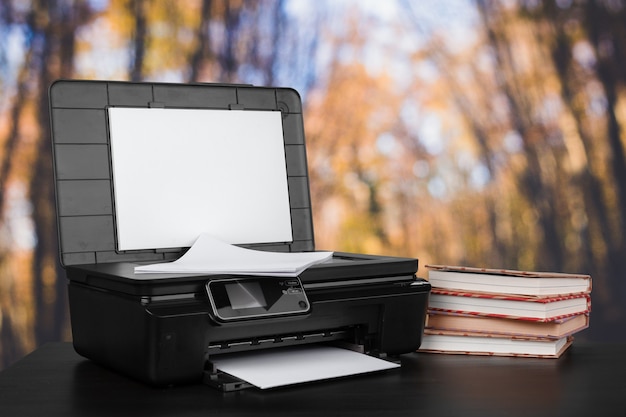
xmin=108 ymin=107 xmax=293 ymax=250
xmin=211 ymin=345 xmax=400 ymax=389
xmin=134 ymin=233 xmax=333 ymax=276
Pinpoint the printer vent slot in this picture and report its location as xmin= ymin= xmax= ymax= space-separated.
xmin=206 ymin=328 xmax=351 ymax=356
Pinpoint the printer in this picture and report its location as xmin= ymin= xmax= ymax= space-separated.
xmin=49 ymin=80 xmax=431 ymax=389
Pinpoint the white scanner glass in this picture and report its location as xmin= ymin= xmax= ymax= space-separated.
xmin=107 ymin=107 xmax=293 ymax=251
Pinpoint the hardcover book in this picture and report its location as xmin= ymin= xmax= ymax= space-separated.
xmin=419 ymin=331 xmax=573 ymax=358
xmin=428 ymin=289 xmax=591 ymax=321
xmin=426 ymin=265 xmax=591 ymax=297
xmin=425 ymin=312 xmax=589 ymax=339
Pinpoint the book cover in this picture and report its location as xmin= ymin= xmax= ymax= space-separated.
xmin=428 ymin=289 xmax=591 ymax=321
xmin=425 ymin=312 xmax=589 ymax=339
xmin=426 ymin=264 xmax=592 ymax=297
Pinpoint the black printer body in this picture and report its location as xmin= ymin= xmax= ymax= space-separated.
xmin=49 ymin=80 xmax=430 ymax=388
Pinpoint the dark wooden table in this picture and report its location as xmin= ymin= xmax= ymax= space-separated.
xmin=1 ymin=342 xmax=624 ymax=416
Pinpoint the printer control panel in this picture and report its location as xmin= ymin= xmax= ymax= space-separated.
xmin=206 ymin=277 xmax=310 ymax=323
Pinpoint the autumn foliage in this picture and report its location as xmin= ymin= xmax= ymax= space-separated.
xmin=1 ymin=0 xmax=625 ymax=369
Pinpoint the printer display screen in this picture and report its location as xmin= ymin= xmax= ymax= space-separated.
xmin=206 ymin=277 xmax=310 ymax=322
xmin=225 ymin=282 xmax=267 ymax=310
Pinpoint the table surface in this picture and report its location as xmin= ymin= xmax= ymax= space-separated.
xmin=1 ymin=342 xmax=625 ymax=417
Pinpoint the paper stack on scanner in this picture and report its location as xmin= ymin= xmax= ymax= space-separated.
xmin=135 ymin=234 xmax=333 ymax=276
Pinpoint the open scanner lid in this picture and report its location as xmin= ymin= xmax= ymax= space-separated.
xmin=49 ymin=80 xmax=315 ymax=267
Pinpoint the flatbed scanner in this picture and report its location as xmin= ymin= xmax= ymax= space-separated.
xmin=49 ymin=80 xmax=431 ymax=389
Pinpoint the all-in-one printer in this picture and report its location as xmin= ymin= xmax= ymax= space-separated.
xmin=49 ymin=80 xmax=430 ymax=390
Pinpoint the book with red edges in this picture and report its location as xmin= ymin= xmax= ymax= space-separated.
xmin=426 ymin=264 xmax=591 ymax=297
xmin=418 ymin=330 xmax=573 ymax=358
xmin=428 ymin=289 xmax=591 ymax=321
xmin=425 ymin=312 xmax=589 ymax=339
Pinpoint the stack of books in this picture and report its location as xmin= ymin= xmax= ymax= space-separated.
xmin=419 ymin=265 xmax=592 ymax=358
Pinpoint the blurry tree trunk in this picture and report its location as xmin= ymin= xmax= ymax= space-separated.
xmin=188 ymin=0 xmax=213 ymax=82
xmin=581 ymin=1 xmax=626 ymax=327
xmin=477 ymin=0 xmax=565 ymax=271
xmin=583 ymin=1 xmax=626 ymax=266
xmin=248 ymin=0 xmax=284 ymax=86
xmin=263 ymin=0 xmax=285 ymax=86
xmin=550 ymin=19 xmax=617 ymax=285
xmin=0 ymin=50 xmax=33 ymax=222
xmin=583 ymin=1 xmax=626 ymax=207
xmin=129 ymin=0 xmax=147 ymax=81
xmin=0 ymin=11 xmax=38 ymax=368
xmin=218 ymin=0 xmax=242 ymax=82
xmin=29 ymin=0 xmax=90 ymax=345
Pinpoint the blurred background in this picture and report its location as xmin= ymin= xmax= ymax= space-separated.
xmin=1 ymin=0 xmax=625 ymax=370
